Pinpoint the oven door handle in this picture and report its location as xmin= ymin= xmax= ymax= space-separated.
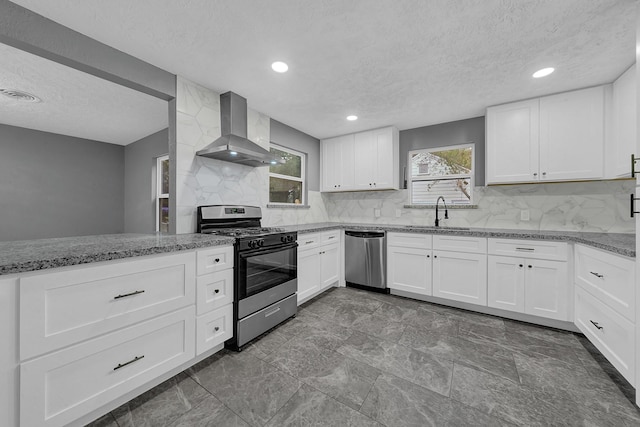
xmin=239 ymin=242 xmax=298 ymax=257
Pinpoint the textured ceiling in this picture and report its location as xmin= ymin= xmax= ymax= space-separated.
xmin=0 ymin=42 xmax=167 ymax=145
xmin=10 ymin=0 xmax=638 ymax=140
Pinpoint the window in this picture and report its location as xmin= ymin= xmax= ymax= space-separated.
xmin=269 ymin=145 xmax=305 ymax=205
xmin=156 ymin=155 xmax=169 ymax=232
xmin=408 ymin=144 xmax=474 ymax=205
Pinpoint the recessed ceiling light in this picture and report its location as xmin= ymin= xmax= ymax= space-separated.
xmin=346 ymin=115 xmax=358 ymax=121
xmin=229 ymin=151 xmax=238 ymax=156
xmin=532 ymin=67 xmax=555 ymax=78
xmin=271 ymin=61 xmax=288 ymax=73
xmin=0 ymin=88 xmax=42 ymax=103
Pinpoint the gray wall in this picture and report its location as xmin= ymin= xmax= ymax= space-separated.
xmin=270 ymin=119 xmax=321 ymax=192
xmin=0 ymin=124 xmax=124 ymax=241
xmin=399 ymin=116 xmax=486 ymax=187
xmin=124 ymin=128 xmax=168 ymax=233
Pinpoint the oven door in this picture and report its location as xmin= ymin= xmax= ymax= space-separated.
xmin=236 ymin=242 xmax=297 ymax=301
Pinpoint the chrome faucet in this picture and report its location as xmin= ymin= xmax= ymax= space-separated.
xmin=435 ymin=196 xmax=448 ymax=227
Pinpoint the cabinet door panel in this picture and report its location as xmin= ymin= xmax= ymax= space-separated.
xmin=539 ymin=86 xmax=604 ymax=181
xmin=388 ymin=247 xmax=432 ymax=295
xmin=433 ymin=252 xmax=487 ymax=305
xmin=321 ymin=244 xmax=340 ymax=290
xmin=297 ymin=250 xmax=321 ymax=304
xmin=525 ymin=259 xmax=569 ymax=320
xmin=488 ymin=256 xmax=525 ymax=313
xmin=354 ymin=131 xmax=375 ymax=189
xmin=486 ymin=99 xmax=539 ymax=184
xmin=373 ymin=127 xmax=395 ymax=189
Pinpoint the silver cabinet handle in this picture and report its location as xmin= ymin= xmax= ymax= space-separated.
xmin=590 ymin=320 xmax=603 ymax=330
xmin=114 ymin=355 xmax=144 ymax=371
xmin=590 ymin=271 xmax=604 ymax=279
xmin=515 ymin=247 xmax=535 ymax=251
xmin=114 ymin=290 xmax=145 ymax=300
xmin=265 ymin=307 xmax=281 ymax=317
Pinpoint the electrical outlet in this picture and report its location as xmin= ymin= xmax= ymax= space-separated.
xmin=520 ymin=209 xmax=530 ymax=221
xmin=374 ymin=208 xmax=381 ymax=218
xmin=395 ymin=209 xmax=402 ymax=218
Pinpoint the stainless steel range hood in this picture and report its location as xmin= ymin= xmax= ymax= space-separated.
xmin=196 ymin=91 xmax=283 ymax=167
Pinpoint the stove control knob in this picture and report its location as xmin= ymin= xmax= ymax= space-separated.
xmin=281 ymin=236 xmax=287 ymax=243
xmin=247 ymin=241 xmax=254 ymax=249
xmin=258 ymin=239 xmax=264 ymax=247
xmin=289 ymin=235 xmax=294 ymax=243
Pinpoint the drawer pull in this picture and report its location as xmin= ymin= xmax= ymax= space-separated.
xmin=265 ymin=307 xmax=281 ymax=317
xmin=519 ymin=264 xmax=523 ymax=268
xmin=590 ymin=320 xmax=604 ymax=330
xmin=113 ymin=355 xmax=144 ymax=371
xmin=515 ymin=247 xmax=535 ymax=252
xmin=214 ymin=258 xmax=220 ymax=263
xmin=305 ymin=241 xmax=314 ymax=244
xmin=114 ymin=290 xmax=145 ymax=300
xmin=328 ymin=236 xmax=335 ymax=239
xmin=214 ymin=326 xmax=220 ymax=332
xmin=214 ymin=289 xmax=220 ymax=294
xmin=589 ymin=271 xmax=604 ymax=279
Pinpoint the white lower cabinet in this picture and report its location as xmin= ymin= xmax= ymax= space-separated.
xmin=388 ymin=246 xmax=432 ymax=295
xmin=488 ymin=256 xmax=569 ymax=320
xmin=575 ymin=286 xmax=635 ymax=385
xmin=432 ymin=251 xmax=487 ymax=305
xmin=297 ymin=230 xmax=341 ymax=304
xmin=15 ymin=246 xmax=235 ymax=427
xmin=387 ymin=233 xmax=433 ymax=296
xmin=21 ymin=307 xmax=196 ymax=427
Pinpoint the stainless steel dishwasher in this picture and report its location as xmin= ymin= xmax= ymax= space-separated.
xmin=344 ymin=230 xmax=387 ymax=292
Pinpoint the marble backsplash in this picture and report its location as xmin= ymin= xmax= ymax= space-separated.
xmin=174 ymin=77 xmax=329 ymax=233
xmin=323 ymin=180 xmax=635 ymax=233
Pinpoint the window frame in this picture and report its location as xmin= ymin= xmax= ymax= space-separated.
xmin=269 ymin=144 xmax=306 ymax=206
xmin=407 ymin=143 xmax=474 ymax=205
xmin=156 ymin=154 xmax=169 ymax=232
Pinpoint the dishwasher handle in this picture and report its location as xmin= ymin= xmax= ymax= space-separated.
xmin=345 ymin=230 xmax=385 ymax=238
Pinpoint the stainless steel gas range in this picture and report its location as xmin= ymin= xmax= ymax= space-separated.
xmin=197 ymin=205 xmax=297 ymax=350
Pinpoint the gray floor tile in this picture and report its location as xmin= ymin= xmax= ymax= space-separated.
xmin=420 ymin=303 xmax=506 ymax=328
xmin=403 ymin=307 xmax=460 ymax=334
xmin=450 ymin=363 xmax=572 ymax=426
xmin=336 ymin=331 xmax=454 ymax=397
xmin=371 ymin=300 xmax=419 ymax=323
xmin=264 ymin=384 xmax=381 ymax=427
xmin=85 ymin=412 xmax=118 ymax=427
xmin=315 ymin=287 xmax=385 ymax=313
xmin=504 ymin=320 xmax=583 ymax=349
xmin=264 ymin=332 xmax=380 ymax=410
xmin=301 ymin=300 xmax=375 ymax=328
xmin=399 ymin=325 xmax=519 ymax=382
xmin=243 ymin=329 xmax=293 ymax=360
xmin=187 ymin=350 xmax=301 ymax=427
xmin=112 ymin=372 xmax=211 ymax=427
xmin=351 ymin=313 xmax=406 ymax=343
xmin=169 ymin=394 xmax=249 ymax=427
xmin=361 ymin=372 xmax=514 ymax=426
xmin=513 ymin=351 xmax=640 ymax=425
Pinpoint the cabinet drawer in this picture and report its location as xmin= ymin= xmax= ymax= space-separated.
xmin=575 ymin=287 xmax=635 ymax=385
xmin=196 ymin=246 xmax=234 ymax=276
xmin=298 ymin=232 xmax=321 ymax=250
xmin=574 ymin=244 xmax=635 ymax=322
xmin=321 ymin=229 xmax=341 ymax=244
xmin=196 ymin=304 xmax=233 ymax=355
xmin=21 ymin=307 xmax=195 ymax=427
xmin=388 ymin=232 xmax=432 ymax=249
xmin=488 ymin=238 xmax=568 ymax=261
xmin=196 ymin=269 xmax=234 ymax=315
xmin=433 ymin=235 xmax=487 ymax=254
xmin=20 ymin=252 xmax=195 ymax=360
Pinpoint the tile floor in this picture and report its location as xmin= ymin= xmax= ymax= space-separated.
xmin=88 ymin=287 xmax=640 ymax=426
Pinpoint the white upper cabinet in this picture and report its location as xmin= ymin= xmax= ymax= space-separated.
xmin=539 ymin=86 xmax=604 ymax=181
xmin=321 ymin=126 xmax=398 ymax=192
xmin=607 ymin=64 xmax=636 ymax=178
xmin=486 ymin=86 xmax=606 ymax=184
xmin=486 ymin=99 xmax=540 ymax=184
xmin=321 ymin=134 xmax=355 ymax=191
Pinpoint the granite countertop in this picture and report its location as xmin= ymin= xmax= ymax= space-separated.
xmin=283 ymin=222 xmax=635 ymax=258
xmin=0 ymin=233 xmax=235 ymax=276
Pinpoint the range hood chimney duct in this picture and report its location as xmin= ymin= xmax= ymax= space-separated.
xmin=196 ymin=91 xmax=283 ymax=167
